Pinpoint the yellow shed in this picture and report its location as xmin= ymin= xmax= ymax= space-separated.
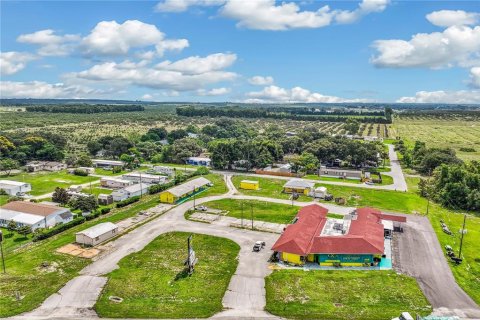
xmin=240 ymin=180 xmax=259 ymax=190
xmin=159 ymin=191 xmax=176 ymax=204
xmin=159 ymin=177 xmax=211 ymax=204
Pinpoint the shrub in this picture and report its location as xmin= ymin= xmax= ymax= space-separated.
xmin=116 ymin=196 xmax=140 ymax=208
xmin=148 ymin=181 xmax=175 ymax=194
xmin=100 ymin=207 xmax=111 ymax=215
xmin=7 ymin=196 xmax=24 ymax=203
xmin=85 ymin=211 xmax=101 ymax=220
xmin=33 ymin=216 xmax=86 ymax=241
xmin=73 ymin=168 xmax=88 ymax=176
xmin=459 ymin=147 xmax=476 ymax=152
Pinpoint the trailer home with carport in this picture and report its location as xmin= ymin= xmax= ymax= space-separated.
xmin=0 ymin=180 xmax=32 ymax=196
xmin=76 ymin=222 xmax=118 ymax=246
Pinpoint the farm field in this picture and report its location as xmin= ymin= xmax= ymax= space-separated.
xmin=0 ymin=171 xmax=99 ymax=196
xmin=265 ymin=270 xmax=431 ymax=319
xmin=0 ymin=193 xmax=162 ymax=317
xmin=95 ymin=232 xmax=240 ymax=318
xmin=393 ymin=114 xmax=480 ymax=161
xmin=200 ymin=199 xmax=300 ymax=224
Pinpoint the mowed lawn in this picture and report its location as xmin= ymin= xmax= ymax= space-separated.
xmin=0 ymin=194 xmax=162 ymax=317
xmin=95 ymin=232 xmax=240 ymax=318
xmin=196 ymin=173 xmax=228 ymax=198
xmin=265 ymin=270 xmax=432 ymax=320
xmin=202 ymin=199 xmax=300 ymax=224
xmin=1 ymin=170 xmax=99 ymax=196
xmin=232 ymin=175 xmax=312 ymax=202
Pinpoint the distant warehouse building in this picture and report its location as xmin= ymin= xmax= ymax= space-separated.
xmin=76 ymin=222 xmax=118 ymax=246
xmin=122 ymin=172 xmax=167 ymax=185
xmin=0 ymin=180 xmax=32 ymax=196
xmin=272 ymin=204 xmax=406 ymax=266
xmin=92 ymin=159 xmax=124 ymax=169
xmin=111 ymin=183 xmax=151 ymax=202
xmin=0 ymin=201 xmax=73 ymax=230
xmin=319 ymin=166 xmax=363 ymax=180
xmin=160 ymin=177 xmax=211 ymax=204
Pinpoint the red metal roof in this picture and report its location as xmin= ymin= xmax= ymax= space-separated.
xmin=272 ymin=206 xmax=404 ymax=256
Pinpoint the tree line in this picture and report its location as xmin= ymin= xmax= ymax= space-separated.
xmin=25 ymin=104 xmax=145 ymax=114
xmin=176 ymin=106 xmax=392 ymax=123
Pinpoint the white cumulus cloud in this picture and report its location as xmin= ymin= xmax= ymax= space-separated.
xmin=0 ymin=52 xmax=37 ymax=75
xmin=397 ymin=90 xmax=480 ymax=104
xmin=0 ymin=81 xmax=112 ymax=99
xmin=248 ymin=75 xmax=274 ymax=85
xmin=81 ymin=20 xmax=187 ymax=57
xmin=156 ymin=53 xmax=237 ymax=74
xmin=245 ymin=85 xmax=370 ymax=103
xmin=155 ymin=0 xmax=225 ymax=12
xmin=197 ymin=87 xmax=230 ymax=96
xmin=17 ymin=29 xmax=80 ymax=56
xmin=469 ymin=67 xmax=480 ymax=88
xmin=371 ymin=11 xmax=480 ymax=69
xmin=426 ymin=10 xmax=480 ymax=28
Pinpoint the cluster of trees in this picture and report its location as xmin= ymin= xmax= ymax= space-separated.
xmin=0 ymin=133 xmax=67 ymax=173
xmin=52 ymin=187 xmax=98 ymax=212
xmin=25 ymin=104 xmax=144 ymax=113
xmin=177 ymin=106 xmax=392 ymax=123
xmin=87 ymin=136 xmax=134 ymax=158
xmin=420 ymin=161 xmax=480 ymax=211
xmin=395 ymin=140 xmax=461 ymax=175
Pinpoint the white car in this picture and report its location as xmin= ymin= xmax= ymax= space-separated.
xmin=392 ymin=312 xmax=414 ymax=320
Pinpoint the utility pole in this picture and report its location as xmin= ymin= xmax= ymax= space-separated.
xmin=458 ymin=214 xmax=467 ymax=259
xmin=0 ymin=231 xmax=5 ymax=273
xmin=250 ymin=203 xmax=254 ymax=230
xmin=241 ymin=201 xmax=244 ymax=228
xmin=193 ymin=186 xmax=196 ymax=210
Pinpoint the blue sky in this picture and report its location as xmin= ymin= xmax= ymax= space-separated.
xmin=1 ymin=0 xmax=479 ymax=103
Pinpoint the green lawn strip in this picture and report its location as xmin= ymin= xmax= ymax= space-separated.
xmin=0 ymin=194 xmax=160 ymax=317
xmin=379 ymin=174 xmax=394 ymax=185
xmin=232 ymin=175 xmax=312 ymax=202
xmin=0 ymin=195 xmax=8 ymax=205
xmin=154 ymin=162 xmax=198 ymax=169
xmin=84 ymin=187 xmax=113 ymax=196
xmin=303 ymin=175 xmax=362 ymax=184
xmin=202 ymin=199 xmax=299 ymax=224
xmin=94 ymin=168 xmax=127 ymax=176
xmin=0 ymin=228 xmax=32 ymax=252
xmin=95 ymin=232 xmax=240 ymax=318
xmin=196 ymin=174 xmax=228 ymax=198
xmin=0 ymin=171 xmax=99 ymax=196
xmin=326 ymin=213 xmax=344 ymax=219
xmin=265 ymin=270 xmax=432 ymax=320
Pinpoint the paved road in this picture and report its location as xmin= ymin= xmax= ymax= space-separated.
xmin=394 ymin=215 xmax=480 ymax=319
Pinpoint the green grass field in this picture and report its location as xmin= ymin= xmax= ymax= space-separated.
xmin=0 ymin=195 xmax=8 ymax=205
xmin=201 ymin=199 xmax=300 ymax=224
xmin=0 ymin=194 xmax=162 ymax=317
xmin=393 ymin=115 xmax=480 ymax=161
xmin=265 ymin=270 xmax=432 ymax=319
xmin=303 ymin=175 xmax=362 ymax=184
xmin=196 ymin=174 xmax=227 ymax=198
xmin=95 ymin=232 xmax=240 ymax=318
xmin=84 ymin=187 xmax=113 ymax=196
xmin=1 ymin=170 xmax=99 ymax=196
xmin=232 ymin=175 xmax=311 ymax=202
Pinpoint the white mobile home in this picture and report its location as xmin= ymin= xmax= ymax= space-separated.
xmin=26 ymin=161 xmax=67 ymax=172
xmin=0 ymin=180 xmax=32 ymax=196
xmin=0 ymin=201 xmax=73 ymax=230
xmin=122 ymin=172 xmax=167 ymax=185
xmin=100 ymin=177 xmax=133 ymax=189
xmin=319 ymin=166 xmax=363 ymax=180
xmin=76 ymin=222 xmax=118 ymax=246
xmin=111 ymin=183 xmax=151 ymax=201
xmin=92 ymin=159 xmax=124 ymax=169
xmin=152 ymin=166 xmax=175 ymax=176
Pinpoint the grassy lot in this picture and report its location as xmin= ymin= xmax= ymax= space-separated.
xmin=201 ymin=199 xmax=300 ymax=224
xmin=1 ymin=171 xmax=99 ymax=196
xmin=84 ymin=187 xmax=113 ymax=196
xmin=232 ymin=175 xmax=311 ymax=202
xmin=196 ymin=174 xmax=227 ymax=199
xmin=154 ymin=162 xmax=198 ymax=169
xmin=0 ymin=194 xmax=162 ymax=317
xmin=0 ymin=195 xmax=8 ymax=205
xmin=95 ymin=232 xmax=240 ymax=318
xmin=265 ymin=270 xmax=432 ymax=319
xmin=393 ymin=115 xmax=480 ymax=161
xmin=94 ymin=168 xmax=127 ymax=176
xmin=0 ymin=228 xmax=32 ymax=253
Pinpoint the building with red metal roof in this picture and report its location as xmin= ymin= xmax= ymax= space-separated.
xmin=272 ymin=204 xmax=406 ymax=266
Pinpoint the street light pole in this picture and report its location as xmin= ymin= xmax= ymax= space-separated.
xmin=250 ymin=203 xmax=254 ymax=230
xmin=458 ymin=214 xmax=467 ymax=259
xmin=241 ymin=201 xmax=244 ymax=228
xmin=0 ymin=231 xmax=5 ymax=274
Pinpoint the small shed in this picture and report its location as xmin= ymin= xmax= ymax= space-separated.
xmin=312 ymin=186 xmax=327 ymax=199
xmin=240 ymin=180 xmax=259 ymax=190
xmin=76 ymin=222 xmax=118 ymax=246
xmin=98 ymin=194 xmax=113 ymax=206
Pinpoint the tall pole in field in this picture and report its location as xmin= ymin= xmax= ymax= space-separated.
xmin=241 ymin=201 xmax=244 ymax=228
xmin=0 ymin=231 xmax=5 ymax=273
xmin=250 ymin=203 xmax=254 ymax=230
xmin=193 ymin=186 xmax=196 ymax=210
xmin=458 ymin=214 xmax=467 ymax=259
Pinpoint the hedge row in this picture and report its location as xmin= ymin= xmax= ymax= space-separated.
xmin=116 ymin=196 xmax=140 ymax=208
xmin=33 ymin=216 xmax=86 ymax=241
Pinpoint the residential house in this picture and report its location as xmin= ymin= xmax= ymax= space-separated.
xmin=0 ymin=201 xmax=73 ymax=230
xmin=153 ymin=166 xmax=175 ymax=176
xmin=76 ymin=222 xmax=118 ymax=246
xmin=283 ymin=179 xmax=315 ymax=195
xmin=98 ymin=194 xmax=113 ymax=206
xmin=111 ymin=183 xmax=151 ymax=201
xmin=68 ymin=167 xmax=95 ymax=174
xmin=26 ymin=161 xmax=67 ymax=172
xmin=0 ymin=180 xmax=32 ymax=196
xmin=272 ymin=204 xmax=406 ymax=266
xmin=159 ymin=177 xmax=211 ymax=204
